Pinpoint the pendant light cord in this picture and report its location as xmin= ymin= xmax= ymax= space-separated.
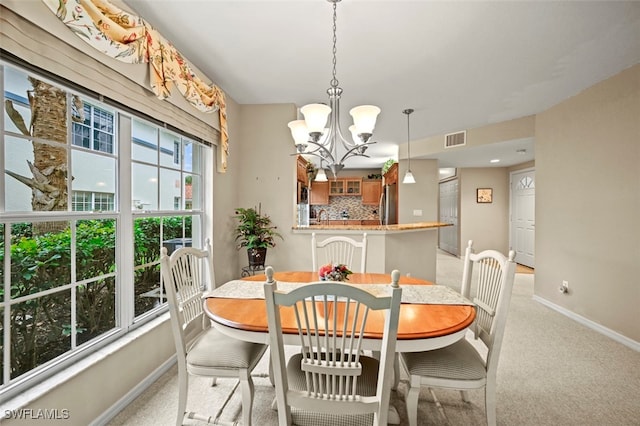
xmin=403 ymin=108 xmax=414 ymax=169
xmin=330 ymin=1 xmax=339 ymax=89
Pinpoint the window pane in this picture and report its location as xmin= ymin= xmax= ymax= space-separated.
xmin=10 ymin=221 xmax=71 ymax=297
xmin=133 ymin=217 xmax=161 ymax=318
xmin=131 ymin=119 xmax=158 ymax=164
xmin=159 ymin=168 xmax=181 ymax=210
xmin=76 ymin=277 xmax=116 ymax=346
xmin=160 ymin=130 xmax=180 ymax=168
xmin=132 ymin=163 xmax=158 ymax=211
xmin=72 ymin=191 xmax=92 ymax=211
xmin=3 ymin=66 xmax=33 ymax=134
xmin=11 ymin=291 xmax=71 ymax=379
xmin=186 ymin=174 xmax=201 ymax=211
xmin=4 ymin=135 xmax=34 ymax=212
xmin=76 ymin=219 xmax=116 ymax=281
xmin=183 ymin=139 xmax=200 ymax=173
xmin=71 ymin=150 xmax=116 ymax=210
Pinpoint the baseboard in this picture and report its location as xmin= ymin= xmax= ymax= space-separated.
xmin=90 ymin=355 xmax=177 ymax=426
xmin=533 ymin=295 xmax=640 ymax=352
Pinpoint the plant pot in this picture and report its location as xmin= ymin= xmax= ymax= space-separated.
xmin=247 ymin=247 xmax=267 ymax=267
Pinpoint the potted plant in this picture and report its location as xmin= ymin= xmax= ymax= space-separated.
xmin=233 ymin=206 xmax=283 ymax=267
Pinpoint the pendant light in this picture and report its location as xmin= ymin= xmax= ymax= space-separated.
xmin=402 ymin=108 xmax=416 ymax=184
xmin=315 ymin=160 xmax=328 ymax=182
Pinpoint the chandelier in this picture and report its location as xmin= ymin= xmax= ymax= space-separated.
xmin=288 ymin=0 xmax=381 ymax=177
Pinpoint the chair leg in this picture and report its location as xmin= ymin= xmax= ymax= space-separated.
xmin=485 ymin=383 xmax=496 ymax=426
xmin=239 ymin=370 xmax=256 ymax=426
xmin=211 ymin=377 xmax=217 ymax=387
xmin=177 ymin=367 xmax=188 ymax=426
xmin=405 ymin=376 xmax=420 ymax=426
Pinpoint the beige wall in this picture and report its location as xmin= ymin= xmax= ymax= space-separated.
xmin=535 ymin=64 xmax=640 ymax=342
xmin=231 ymin=103 xmax=316 ymax=273
xmin=397 ymin=158 xmax=439 ymax=224
xmin=459 ymin=167 xmax=510 ymax=254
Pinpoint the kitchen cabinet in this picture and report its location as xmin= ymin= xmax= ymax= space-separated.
xmin=329 ymin=178 xmax=362 ymax=196
xmin=296 ymin=155 xmax=308 ymax=186
xmin=309 ymin=181 xmax=329 ymax=205
xmin=383 ymin=162 xmax=398 ymax=185
xmin=361 ymin=180 xmax=382 ymax=205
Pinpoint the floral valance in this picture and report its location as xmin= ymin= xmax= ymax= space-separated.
xmin=41 ymin=0 xmax=229 ymax=171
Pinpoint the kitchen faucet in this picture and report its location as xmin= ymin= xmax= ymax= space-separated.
xmin=317 ymin=209 xmax=329 ymax=225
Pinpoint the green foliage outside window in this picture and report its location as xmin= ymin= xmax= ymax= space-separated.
xmin=0 ymin=217 xmax=190 ymax=379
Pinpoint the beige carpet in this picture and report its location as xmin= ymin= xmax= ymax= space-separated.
xmin=108 ymin=251 xmax=640 ymax=426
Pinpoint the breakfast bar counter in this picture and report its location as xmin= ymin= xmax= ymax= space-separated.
xmin=292 ymin=222 xmax=451 ymax=281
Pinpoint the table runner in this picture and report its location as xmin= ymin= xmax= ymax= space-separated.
xmin=204 ymin=280 xmax=473 ymax=306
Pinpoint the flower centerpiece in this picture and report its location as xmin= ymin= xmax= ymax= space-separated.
xmin=318 ymin=263 xmax=353 ymax=282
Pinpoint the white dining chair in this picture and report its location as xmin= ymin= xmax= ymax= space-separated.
xmin=311 ymin=232 xmax=368 ymax=273
xmin=160 ymin=243 xmax=268 ymax=425
xmin=400 ymin=240 xmax=517 ymax=426
xmin=264 ymin=266 xmax=402 ymax=426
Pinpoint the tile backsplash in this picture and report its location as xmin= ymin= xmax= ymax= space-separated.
xmin=310 ymin=196 xmax=379 ymax=221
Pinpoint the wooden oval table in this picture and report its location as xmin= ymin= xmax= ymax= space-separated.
xmin=205 ymin=271 xmax=475 ymax=352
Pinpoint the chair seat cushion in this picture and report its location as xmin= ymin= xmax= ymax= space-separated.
xmin=286 ymin=353 xmax=379 ymax=426
xmin=401 ymin=339 xmax=487 ymax=381
xmin=186 ymin=327 xmax=266 ymax=370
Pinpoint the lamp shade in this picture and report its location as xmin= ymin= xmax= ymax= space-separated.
xmin=403 ymin=170 xmax=416 ymax=184
xmin=288 ymin=120 xmax=309 ymax=146
xmin=300 ymin=104 xmax=331 ymax=133
xmin=349 ymin=105 xmax=381 ymax=134
xmin=315 ymin=168 xmax=328 ymax=182
xmin=348 ymin=125 xmax=361 ymax=145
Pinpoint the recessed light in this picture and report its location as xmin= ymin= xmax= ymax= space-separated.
xmin=516 ymin=149 xmax=527 ymax=154
xmin=490 ymin=159 xmax=500 ymax=163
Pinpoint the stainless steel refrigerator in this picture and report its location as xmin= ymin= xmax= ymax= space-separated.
xmin=379 ymin=183 xmax=397 ymax=225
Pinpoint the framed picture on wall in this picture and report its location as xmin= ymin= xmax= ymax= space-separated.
xmin=477 ymin=188 xmax=493 ymax=203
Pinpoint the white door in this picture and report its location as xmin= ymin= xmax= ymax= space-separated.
xmin=439 ymin=179 xmax=459 ymax=256
xmin=510 ymin=169 xmax=535 ymax=268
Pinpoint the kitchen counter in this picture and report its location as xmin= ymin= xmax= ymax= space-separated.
xmin=292 ymin=222 xmax=452 ymax=281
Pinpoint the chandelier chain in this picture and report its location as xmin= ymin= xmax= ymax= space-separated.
xmin=330 ymin=1 xmax=339 ymax=88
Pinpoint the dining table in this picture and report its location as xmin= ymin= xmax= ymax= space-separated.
xmin=204 ymin=271 xmax=476 ymax=353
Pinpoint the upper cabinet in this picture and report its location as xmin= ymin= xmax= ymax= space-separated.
xmin=329 ymin=178 xmax=362 ymax=196
xmin=296 ymin=155 xmax=308 ymax=186
xmin=309 ymin=181 xmax=329 ymax=205
xmin=361 ymin=180 xmax=382 ymax=205
xmin=383 ymin=162 xmax=398 ymax=185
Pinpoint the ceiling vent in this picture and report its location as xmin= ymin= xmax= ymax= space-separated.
xmin=444 ymin=131 xmax=466 ymax=148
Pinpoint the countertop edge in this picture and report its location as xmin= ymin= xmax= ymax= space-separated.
xmin=291 ymin=222 xmax=452 ymax=234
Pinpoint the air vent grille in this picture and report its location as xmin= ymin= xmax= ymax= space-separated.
xmin=445 ymin=131 xmax=466 ymax=148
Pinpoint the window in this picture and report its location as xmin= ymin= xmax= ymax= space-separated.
xmin=1 ymin=61 xmax=209 ymax=401
xmin=173 ymin=141 xmax=180 ymax=165
xmin=72 ymin=191 xmax=115 ymax=211
xmin=72 ymin=103 xmax=115 ymax=154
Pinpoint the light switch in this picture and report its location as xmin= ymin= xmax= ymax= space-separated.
xmin=413 ymin=209 xmax=423 ymax=216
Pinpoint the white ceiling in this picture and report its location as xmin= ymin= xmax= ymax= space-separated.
xmin=124 ymin=0 xmax=640 ymax=169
